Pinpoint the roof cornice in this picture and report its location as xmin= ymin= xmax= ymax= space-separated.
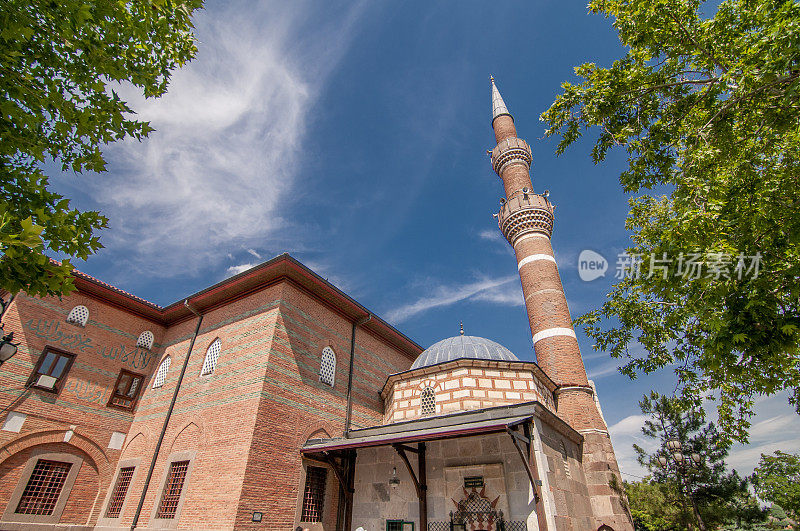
xmin=70 ymin=253 xmax=423 ymax=359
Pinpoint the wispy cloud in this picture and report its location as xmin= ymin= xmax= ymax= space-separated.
xmin=587 ymin=359 xmax=623 ymax=380
xmin=225 ymin=263 xmax=256 ymax=277
xmin=246 ymin=248 xmax=262 ymax=260
xmin=478 ymin=230 xmax=504 ymax=243
xmin=385 ymin=274 xmax=520 ymax=324
xmin=81 ymin=2 xmax=367 ymax=279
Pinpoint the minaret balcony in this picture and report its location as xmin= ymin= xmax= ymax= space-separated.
xmin=497 ymin=193 xmax=555 ymax=244
xmin=491 ymin=137 xmax=532 ymax=176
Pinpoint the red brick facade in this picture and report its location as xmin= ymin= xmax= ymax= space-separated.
xmin=0 ymin=256 xmax=421 ymax=530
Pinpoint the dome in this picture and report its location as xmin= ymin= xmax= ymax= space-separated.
xmin=410 ymin=335 xmax=519 ymax=370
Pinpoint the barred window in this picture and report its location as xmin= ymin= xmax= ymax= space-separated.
xmin=136 ymin=331 xmax=154 ymax=350
xmin=152 ymin=356 xmax=171 ymax=389
xmin=15 ymin=460 xmax=72 ymax=515
xmin=421 ymin=386 xmax=436 ymax=416
xmin=200 ymin=338 xmax=221 ymax=376
xmin=156 ymin=461 xmax=190 ymax=519
xmin=66 ymin=305 xmax=89 ymax=327
xmin=319 ymin=347 xmax=336 ymax=387
xmin=109 ymin=370 xmax=144 ymax=410
xmin=105 ymin=466 xmax=135 ymax=518
xmin=301 ymin=466 xmax=327 ymax=522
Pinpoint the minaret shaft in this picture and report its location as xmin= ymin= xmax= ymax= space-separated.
xmin=488 ymin=77 xmax=632 ymax=531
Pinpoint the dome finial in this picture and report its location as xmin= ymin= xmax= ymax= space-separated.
xmin=460 ymin=321 xmax=464 ymax=335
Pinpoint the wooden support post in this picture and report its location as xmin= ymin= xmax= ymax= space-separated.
xmin=344 ymin=450 xmax=356 ymax=531
xmin=392 ymin=443 xmax=428 ymax=531
xmin=419 ymin=442 xmax=427 ymax=531
xmin=507 ymin=427 xmax=539 ymax=498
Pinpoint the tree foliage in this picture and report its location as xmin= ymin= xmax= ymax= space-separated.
xmin=633 ymin=392 xmax=767 ymax=529
xmin=542 ymin=0 xmax=800 ymax=441
xmin=0 ymin=0 xmax=202 ymax=297
xmin=752 ymin=451 xmax=800 ymax=521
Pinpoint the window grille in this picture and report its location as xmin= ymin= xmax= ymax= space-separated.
xmin=152 ymin=357 xmax=171 ymax=389
xmin=421 ymin=386 xmax=436 ymax=416
xmin=301 ymin=466 xmax=327 ymax=522
xmin=200 ymin=339 xmax=221 ymax=376
xmin=109 ymin=371 xmax=144 ymax=409
xmin=319 ymin=347 xmax=336 ymax=387
xmin=29 ymin=348 xmax=75 ymax=392
xmin=15 ymin=460 xmax=72 ymax=515
xmin=105 ymin=466 xmax=135 ymax=518
xmin=136 ymin=331 xmax=154 ymax=350
xmin=66 ymin=305 xmax=89 ymax=327
xmin=156 ymin=461 xmax=190 ymax=519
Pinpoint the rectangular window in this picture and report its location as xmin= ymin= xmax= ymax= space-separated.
xmin=15 ymin=460 xmax=72 ymax=515
xmin=156 ymin=461 xmax=190 ymax=519
xmin=29 ymin=348 xmax=75 ymax=392
xmin=300 ymin=466 xmax=327 ymax=522
xmin=105 ymin=466 xmax=135 ymax=518
xmin=386 ymin=521 xmax=414 ymax=531
xmin=108 ymin=370 xmax=144 ymax=410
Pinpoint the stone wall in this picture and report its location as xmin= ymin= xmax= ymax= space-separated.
xmin=351 ymin=433 xmax=540 ymax=531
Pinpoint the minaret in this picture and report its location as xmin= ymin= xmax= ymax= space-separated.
xmin=489 ymin=77 xmax=632 ymax=529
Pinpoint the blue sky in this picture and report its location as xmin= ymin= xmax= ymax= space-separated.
xmin=50 ymin=1 xmax=798 ymax=479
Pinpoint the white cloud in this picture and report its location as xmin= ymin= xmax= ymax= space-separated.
xmin=246 ymin=248 xmax=262 ymax=260
xmin=587 ymin=359 xmax=623 ymax=380
xmin=226 ymin=263 xmax=256 ymax=277
xmin=385 ymin=275 xmax=520 ymax=324
xmin=478 ymin=230 xmax=504 ymax=243
xmin=81 ymin=2 xmax=367 ymax=278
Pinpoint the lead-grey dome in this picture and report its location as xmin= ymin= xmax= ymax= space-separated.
xmin=410 ymin=335 xmax=519 ymax=370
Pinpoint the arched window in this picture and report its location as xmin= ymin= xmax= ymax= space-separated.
xmin=66 ymin=305 xmax=89 ymax=327
xmin=200 ymin=339 xmax=221 ymax=376
xmin=152 ymin=356 xmax=171 ymax=389
xmin=319 ymin=347 xmax=336 ymax=387
xmin=421 ymin=387 xmax=436 ymax=416
xmin=136 ymin=331 xmax=155 ymax=350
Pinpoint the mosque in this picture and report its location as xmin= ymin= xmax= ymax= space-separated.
xmin=0 ymin=81 xmax=633 ymax=530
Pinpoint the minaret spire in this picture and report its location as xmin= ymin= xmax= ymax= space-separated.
xmin=490 ymin=76 xmax=511 ymax=122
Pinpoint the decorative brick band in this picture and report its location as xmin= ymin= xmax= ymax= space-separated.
xmin=578 ymin=428 xmax=610 ymax=436
xmin=531 ymin=327 xmax=576 ymax=344
xmin=517 ymin=254 xmax=557 ymax=270
xmin=490 ymin=137 xmax=532 ymax=176
xmin=514 ymin=232 xmax=550 ymax=245
xmin=554 ymin=385 xmax=594 ymax=396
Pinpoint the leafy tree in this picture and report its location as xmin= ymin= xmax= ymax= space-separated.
xmin=634 ymin=392 xmax=766 ymax=530
xmin=623 ymin=478 xmax=681 ymax=530
xmin=1 ymin=0 xmax=202 ymax=297
xmin=542 ymin=0 xmax=800 ymax=442
xmin=752 ymin=451 xmax=800 ymax=521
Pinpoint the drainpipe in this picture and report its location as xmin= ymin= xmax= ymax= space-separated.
xmin=343 ymin=314 xmax=371 ymax=437
xmin=131 ymin=300 xmax=203 ymax=529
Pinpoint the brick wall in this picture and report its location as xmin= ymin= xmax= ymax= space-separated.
xmin=385 ymin=364 xmax=555 ymax=423
xmin=0 ymin=292 xmax=164 ymax=528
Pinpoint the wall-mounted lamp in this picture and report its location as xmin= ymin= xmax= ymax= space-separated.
xmin=389 ymin=466 xmax=400 ymax=488
xmin=0 ymin=296 xmax=18 ymax=365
